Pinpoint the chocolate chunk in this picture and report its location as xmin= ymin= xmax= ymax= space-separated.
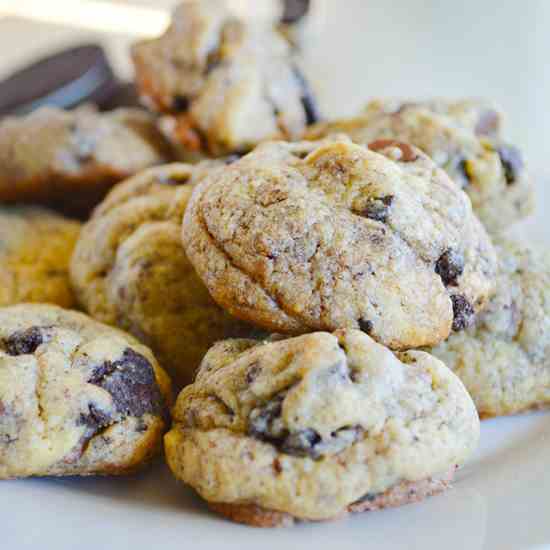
xmin=4 ymin=326 xmax=49 ymax=356
xmin=358 ymin=319 xmax=374 ymax=334
xmin=475 ymin=109 xmax=499 ymax=137
xmin=78 ymin=403 xmax=113 ymax=431
xmin=451 ymin=294 xmax=475 ymax=331
xmin=280 ymin=428 xmax=321 ymax=457
xmin=245 ymin=362 xmax=262 ymax=384
xmin=172 ymin=94 xmax=190 ymax=112
xmin=157 ymin=171 xmax=191 ymax=186
xmin=88 ymin=348 xmax=164 ymax=418
xmin=205 ymin=50 xmax=222 ymax=75
xmin=293 ymin=66 xmax=320 ymax=125
xmin=281 ymin=0 xmax=310 ymax=24
xmin=497 ymin=144 xmax=523 ymax=185
xmin=248 ymin=394 xmax=285 ymax=441
xmin=368 ymin=140 xmax=418 ymax=162
xmin=353 ymin=492 xmax=379 ymax=505
xmin=435 ymin=249 xmax=464 ymax=286
xmin=249 ymin=391 xmax=361 ymax=459
xmin=360 ymin=195 xmax=394 ymax=223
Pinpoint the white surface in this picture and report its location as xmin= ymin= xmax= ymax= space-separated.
xmin=3 ymin=413 xmax=550 ymax=550
xmin=0 ymin=2 xmax=549 ymax=549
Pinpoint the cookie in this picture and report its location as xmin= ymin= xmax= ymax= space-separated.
xmin=0 ymin=206 xmax=80 ymax=308
xmin=183 ymin=137 xmax=497 ymax=349
xmin=132 ymin=0 xmax=319 ymax=159
xmin=165 ymin=329 xmax=479 ymax=526
xmin=0 ymin=304 xmax=171 ymax=479
xmin=70 ymin=162 xmax=255 ymax=387
xmin=0 ymin=105 xmax=171 ymax=216
xmin=429 ymin=237 xmax=550 ymax=418
xmin=305 ymin=99 xmax=533 ymax=233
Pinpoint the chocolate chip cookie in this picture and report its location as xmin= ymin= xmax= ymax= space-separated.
xmin=0 ymin=105 xmax=171 ymax=216
xmin=429 ymin=237 xmax=550 ymax=418
xmin=0 ymin=206 xmax=80 ymax=307
xmin=165 ymin=329 xmax=479 ymax=526
xmin=0 ymin=304 xmax=171 ymax=479
xmin=183 ymin=137 xmax=497 ymax=349
xmin=70 ymin=162 xmax=254 ymax=387
xmin=305 ymin=99 xmax=533 ymax=233
xmin=131 ymin=0 xmax=319 ymax=159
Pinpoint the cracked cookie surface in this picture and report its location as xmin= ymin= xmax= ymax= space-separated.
xmin=132 ymin=0 xmax=318 ymax=159
xmin=0 ymin=206 xmax=81 ymax=307
xmin=70 ymin=162 xmax=254 ymax=387
xmin=165 ymin=329 xmax=479 ymax=525
xmin=183 ymin=137 xmax=497 ymax=349
xmin=429 ymin=237 xmax=550 ymax=418
xmin=0 ymin=106 xmax=171 ymax=216
xmin=305 ymin=99 xmax=533 ymax=233
xmin=0 ymin=304 xmax=171 ymax=479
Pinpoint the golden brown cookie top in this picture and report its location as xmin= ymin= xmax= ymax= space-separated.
xmin=0 ymin=303 xmax=171 ymax=479
xmin=183 ymin=136 xmax=497 ymax=348
xmin=132 ymin=0 xmax=318 ymax=157
xmin=0 ymin=205 xmax=81 ymax=307
xmin=0 ymin=105 xmax=171 ymax=214
xmin=429 ymin=237 xmax=550 ymax=418
xmin=305 ymin=99 xmax=533 ymax=233
xmin=165 ymin=329 xmax=479 ymax=521
xmin=70 ymin=161 xmax=254 ymax=386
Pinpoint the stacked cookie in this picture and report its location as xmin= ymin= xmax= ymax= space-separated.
xmin=0 ymin=0 xmax=548 ymax=530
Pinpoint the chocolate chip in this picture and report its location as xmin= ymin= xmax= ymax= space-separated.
xmin=353 ymin=492 xmax=379 ymax=505
xmin=205 ymin=50 xmax=222 ymax=75
xmin=280 ymin=428 xmax=321 ymax=457
xmin=249 ymin=394 xmax=285 ymax=441
xmin=4 ymin=326 xmax=49 ymax=356
xmin=475 ymin=109 xmax=499 ymax=137
xmin=451 ymin=294 xmax=475 ymax=331
xmin=78 ymin=403 xmax=113 ymax=431
xmin=360 ymin=195 xmax=394 ymax=223
xmin=224 ymin=153 xmax=244 ymax=164
xmin=157 ymin=172 xmax=191 ymax=186
xmin=272 ymin=458 xmax=283 ymax=474
xmin=368 ymin=139 xmax=418 ymax=162
xmin=281 ymin=0 xmax=310 ymax=24
xmin=435 ymin=249 xmax=464 ymax=286
xmin=293 ymin=66 xmax=320 ymax=125
xmin=497 ymin=144 xmax=523 ymax=185
xmin=88 ymin=348 xmax=164 ymax=418
xmin=358 ymin=319 xmax=374 ymax=334
xmin=249 ymin=391 xmax=361 ymax=459
xmin=245 ymin=362 xmax=262 ymax=384
xmin=172 ymin=94 xmax=190 ymax=112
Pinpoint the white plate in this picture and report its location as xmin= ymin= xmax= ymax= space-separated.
xmin=1 ymin=2 xmax=550 ymax=549
xmin=3 ymin=411 xmax=550 ymax=550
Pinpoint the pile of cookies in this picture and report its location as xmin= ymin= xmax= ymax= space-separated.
xmin=0 ymin=0 xmax=548 ymax=528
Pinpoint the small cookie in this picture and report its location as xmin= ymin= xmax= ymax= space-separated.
xmin=0 ymin=206 xmax=80 ymax=307
xmin=132 ymin=0 xmax=319 ymax=159
xmin=305 ymin=99 xmax=533 ymax=233
xmin=429 ymin=237 xmax=550 ymax=418
xmin=165 ymin=329 xmax=479 ymax=526
xmin=70 ymin=162 xmax=254 ymax=387
xmin=0 ymin=106 xmax=171 ymax=216
xmin=183 ymin=137 xmax=497 ymax=349
xmin=0 ymin=304 xmax=171 ymax=479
